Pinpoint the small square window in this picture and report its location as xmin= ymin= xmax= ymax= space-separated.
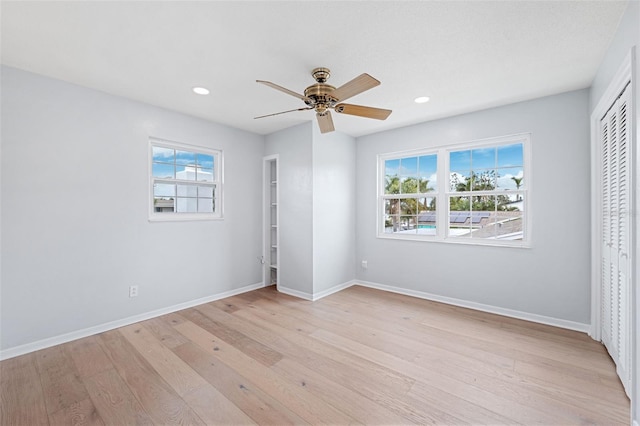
xmin=149 ymin=138 xmax=222 ymax=221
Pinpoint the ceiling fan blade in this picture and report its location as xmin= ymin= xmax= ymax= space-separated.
xmin=254 ymin=107 xmax=312 ymax=119
xmin=330 ymin=73 xmax=380 ymax=102
xmin=256 ymin=80 xmax=310 ymax=102
xmin=316 ymin=111 xmax=335 ymax=133
xmin=334 ymin=103 xmax=392 ymax=120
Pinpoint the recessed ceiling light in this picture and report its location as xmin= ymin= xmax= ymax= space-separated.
xmin=192 ymin=87 xmax=210 ymax=95
xmin=414 ymin=96 xmax=430 ymax=104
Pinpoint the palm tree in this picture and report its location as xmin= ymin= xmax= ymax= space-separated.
xmin=385 ymin=175 xmax=401 ymax=195
xmin=511 ymin=176 xmax=523 ymax=190
xmin=385 ymin=175 xmax=401 ymax=231
xmin=511 ymin=176 xmax=523 ymax=200
xmin=385 ymin=176 xmax=434 ymax=231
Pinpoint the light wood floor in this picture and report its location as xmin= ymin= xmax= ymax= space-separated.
xmin=1 ymin=285 xmax=630 ymax=425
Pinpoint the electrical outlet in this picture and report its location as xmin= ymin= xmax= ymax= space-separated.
xmin=129 ymin=285 xmax=139 ymax=298
xmin=361 ymin=260 xmax=368 ymax=269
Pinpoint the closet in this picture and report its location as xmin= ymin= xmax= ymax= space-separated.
xmin=264 ymin=156 xmax=279 ymax=287
xmin=599 ymin=82 xmax=632 ymax=394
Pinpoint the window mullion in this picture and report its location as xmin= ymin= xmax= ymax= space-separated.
xmin=438 ymin=147 xmax=448 ymax=239
xmin=154 ymin=177 xmax=216 ymax=186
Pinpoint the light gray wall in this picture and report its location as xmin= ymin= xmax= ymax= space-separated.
xmin=588 ymin=1 xmax=639 ymax=423
xmin=264 ymin=123 xmax=314 ymax=296
xmin=0 ymin=66 xmax=264 ymax=351
xmin=264 ymin=123 xmax=356 ymax=297
xmin=356 ymin=89 xmax=591 ymax=324
xmin=312 ymin=126 xmax=356 ymax=294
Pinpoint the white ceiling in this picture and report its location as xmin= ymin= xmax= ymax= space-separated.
xmin=1 ymin=1 xmax=629 ymax=137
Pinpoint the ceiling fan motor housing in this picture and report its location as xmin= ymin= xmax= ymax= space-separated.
xmin=304 ymin=83 xmax=337 ymax=111
xmin=304 ymin=67 xmax=338 ymax=114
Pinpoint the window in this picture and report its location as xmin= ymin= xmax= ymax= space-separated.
xmin=149 ymin=138 xmax=222 ymax=221
xmin=378 ymin=134 xmax=530 ymax=246
xmin=382 ymin=153 xmax=438 ymax=236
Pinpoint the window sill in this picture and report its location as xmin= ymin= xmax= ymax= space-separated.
xmin=376 ymin=233 xmax=531 ymax=248
xmin=149 ymin=214 xmax=223 ymax=222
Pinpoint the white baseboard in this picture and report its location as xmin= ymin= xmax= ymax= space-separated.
xmin=355 ymin=280 xmax=591 ymax=333
xmin=312 ymin=280 xmax=356 ymax=301
xmin=276 ymin=285 xmax=314 ymax=301
xmin=276 ymin=280 xmax=356 ymax=301
xmin=0 ymin=282 xmax=264 ymax=361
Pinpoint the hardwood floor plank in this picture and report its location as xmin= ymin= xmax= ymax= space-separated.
xmin=36 ymin=345 xmax=92 ymax=416
xmin=180 ymin=307 xmax=283 ymax=367
xmin=140 ymin=316 xmax=190 ymax=349
xmin=300 ymin=292 xmax=626 ymax=418
xmin=320 ymin=288 xmax=630 ymax=423
xmin=308 ymin=294 xmax=517 ymax=368
xmin=232 ymin=305 xmax=416 ymax=395
xmin=197 ymin=301 xmax=441 ymax=424
xmin=119 ymin=322 xmax=255 ymax=425
xmin=194 ymin=302 xmax=423 ymax=424
xmin=416 ymin=309 xmax=616 ymax=374
xmin=511 ymin=359 xmax=630 ymax=419
xmin=119 ymin=323 xmax=209 ymax=397
xmin=210 ymin=299 xmax=241 ymax=313
xmin=271 ymin=357 xmax=413 ymax=425
xmin=311 ymin=327 xmax=564 ymax=425
xmin=339 ymin=285 xmax=599 ymax=348
xmin=83 ymin=368 xmax=154 ymax=426
xmin=173 ymin=342 xmax=308 ymax=425
xmin=181 ymin=384 xmax=257 ymax=426
xmin=67 ymin=336 xmax=113 ymax=379
xmin=309 ymin=289 xmax=619 ymax=391
xmin=343 ymin=286 xmax=609 ymax=361
xmin=202 ymin=300 xmax=318 ymax=337
xmin=322 ymin=287 xmax=630 ymax=424
xmin=0 ymin=353 xmax=49 ymax=426
xmin=173 ymin=320 xmax=359 ymax=425
xmin=48 ymin=397 xmax=104 ymax=426
xmin=98 ymin=330 xmax=205 ymax=425
xmin=229 ymin=306 xmax=470 ymax=424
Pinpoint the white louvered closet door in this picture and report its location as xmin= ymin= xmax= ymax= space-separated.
xmin=600 ymin=83 xmax=631 ymax=394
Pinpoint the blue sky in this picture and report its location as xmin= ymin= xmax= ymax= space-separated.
xmin=385 ymin=143 xmax=524 ymax=191
xmin=152 ymin=146 xmax=214 ymax=180
xmin=450 ymin=143 xmax=523 ymax=171
xmin=385 ymin=154 xmax=438 ymax=181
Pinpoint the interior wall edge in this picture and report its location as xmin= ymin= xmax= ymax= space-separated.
xmin=275 ymin=285 xmax=313 ymax=301
xmin=311 ymin=279 xmax=356 ymax=301
xmin=0 ymin=281 xmax=264 ymax=361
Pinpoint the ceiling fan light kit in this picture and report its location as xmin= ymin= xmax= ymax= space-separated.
xmin=256 ymin=67 xmax=392 ymax=133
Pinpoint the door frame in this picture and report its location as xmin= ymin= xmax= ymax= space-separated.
xmin=262 ymin=154 xmax=279 ymax=287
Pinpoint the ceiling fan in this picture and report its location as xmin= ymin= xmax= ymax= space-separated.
xmin=255 ymin=67 xmax=392 ymax=133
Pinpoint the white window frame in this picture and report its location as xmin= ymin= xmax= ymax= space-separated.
xmin=377 ymin=133 xmax=531 ymax=247
xmin=149 ymin=138 xmax=223 ymax=222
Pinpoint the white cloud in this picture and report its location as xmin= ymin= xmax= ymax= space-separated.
xmin=496 ymin=170 xmax=524 ymax=190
